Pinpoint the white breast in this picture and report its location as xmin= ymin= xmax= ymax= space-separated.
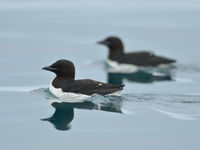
xmin=49 ymin=82 xmax=91 ymax=102
xmin=106 ymin=59 xmax=139 ymax=73
xmin=49 ymin=81 xmax=122 ymax=102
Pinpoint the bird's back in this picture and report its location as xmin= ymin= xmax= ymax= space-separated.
xmin=56 ymin=79 xmax=124 ymax=95
xmin=110 ymin=51 xmax=176 ymax=66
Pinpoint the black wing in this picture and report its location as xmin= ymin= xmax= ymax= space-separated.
xmin=111 ymin=51 xmax=176 ymax=66
xmin=59 ymin=79 xmax=124 ymax=95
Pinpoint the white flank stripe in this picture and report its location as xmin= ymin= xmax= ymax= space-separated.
xmin=106 ymin=59 xmax=139 ymax=73
xmin=49 ymin=81 xmax=122 ymax=101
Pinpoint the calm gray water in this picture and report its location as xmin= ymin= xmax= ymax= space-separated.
xmin=0 ymin=0 xmax=200 ymax=149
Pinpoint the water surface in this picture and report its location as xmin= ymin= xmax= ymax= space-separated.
xmin=0 ymin=0 xmax=200 ymax=149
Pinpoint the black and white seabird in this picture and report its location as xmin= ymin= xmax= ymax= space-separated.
xmin=97 ymin=36 xmax=176 ymax=72
xmin=43 ymin=59 xmax=124 ymax=100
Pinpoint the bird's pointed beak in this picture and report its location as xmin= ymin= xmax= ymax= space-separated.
xmin=42 ymin=66 xmax=57 ymax=72
xmin=97 ymin=40 xmax=110 ymax=46
xmin=41 ymin=118 xmax=50 ymax=121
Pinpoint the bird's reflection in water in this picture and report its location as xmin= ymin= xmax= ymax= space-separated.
xmin=107 ymin=70 xmax=173 ymax=85
xmin=42 ymin=99 xmax=122 ymax=131
xmin=41 ymin=103 xmax=74 ymax=131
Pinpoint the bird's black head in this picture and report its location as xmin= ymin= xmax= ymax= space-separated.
xmin=43 ymin=59 xmax=75 ymax=80
xmin=97 ymin=36 xmax=124 ymax=57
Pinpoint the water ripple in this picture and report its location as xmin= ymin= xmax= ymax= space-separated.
xmin=34 ymin=88 xmax=200 ymax=120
